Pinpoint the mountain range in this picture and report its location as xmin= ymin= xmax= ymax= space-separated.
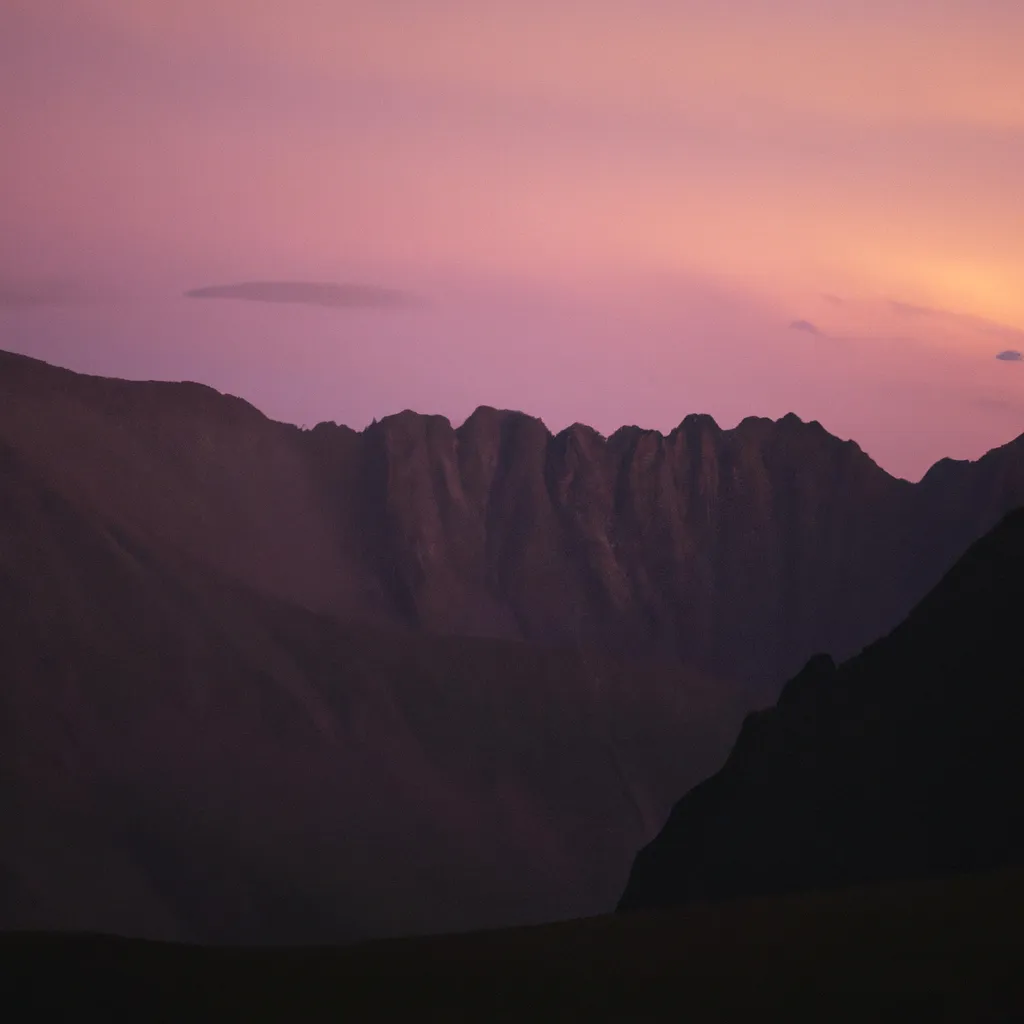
xmin=3 ymin=348 xmax=1024 ymax=697
xmin=2 ymin=345 xmax=1024 ymax=942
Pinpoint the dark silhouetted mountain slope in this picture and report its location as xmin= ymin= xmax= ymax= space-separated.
xmin=619 ymin=507 xmax=1024 ymax=912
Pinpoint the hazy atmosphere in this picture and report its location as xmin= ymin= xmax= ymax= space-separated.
xmin=3 ymin=0 xmax=1024 ymax=477
xmin=7 ymin=5 xmax=1024 ymax=1015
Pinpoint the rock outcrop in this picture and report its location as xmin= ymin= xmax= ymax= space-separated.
xmin=619 ymin=507 xmax=1024 ymax=911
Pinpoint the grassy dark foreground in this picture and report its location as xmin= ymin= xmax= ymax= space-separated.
xmin=5 ymin=869 xmax=1024 ymax=1021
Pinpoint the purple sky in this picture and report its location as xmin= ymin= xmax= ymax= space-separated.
xmin=3 ymin=0 xmax=1024 ymax=480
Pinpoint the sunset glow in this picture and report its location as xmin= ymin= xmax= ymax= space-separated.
xmin=2 ymin=0 xmax=1023 ymax=479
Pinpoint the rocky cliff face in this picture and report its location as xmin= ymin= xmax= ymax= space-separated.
xmin=0 ymin=435 xmax=739 ymax=943
xmin=3 ymin=347 xmax=1022 ymax=700
xmin=619 ymin=507 xmax=1024 ymax=912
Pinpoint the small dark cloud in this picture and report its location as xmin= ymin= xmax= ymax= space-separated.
xmin=995 ymin=349 xmax=1023 ymax=362
xmin=0 ymin=279 xmax=84 ymax=308
xmin=820 ymin=293 xmax=845 ymax=306
xmin=184 ymin=281 xmax=422 ymax=310
xmin=789 ymin=319 xmax=824 ymax=336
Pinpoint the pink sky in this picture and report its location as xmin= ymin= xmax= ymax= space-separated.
xmin=2 ymin=0 xmax=1023 ymax=480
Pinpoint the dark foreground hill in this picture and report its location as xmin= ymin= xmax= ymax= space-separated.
xmin=0 ymin=440 xmax=737 ymax=943
xmin=620 ymin=507 xmax=1024 ymax=912
xmin=6 ymin=868 xmax=1024 ymax=1021
xmin=3 ymin=347 xmax=1024 ymax=697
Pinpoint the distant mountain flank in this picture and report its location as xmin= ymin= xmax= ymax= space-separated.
xmin=183 ymin=281 xmax=422 ymax=309
xmin=0 ymin=430 xmax=735 ymax=942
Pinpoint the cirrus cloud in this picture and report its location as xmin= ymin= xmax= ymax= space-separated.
xmin=185 ymin=281 xmax=423 ymax=310
xmin=0 ymin=278 xmax=87 ymax=308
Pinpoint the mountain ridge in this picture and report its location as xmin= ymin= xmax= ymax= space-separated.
xmin=3 ymin=346 xmax=1024 ymax=699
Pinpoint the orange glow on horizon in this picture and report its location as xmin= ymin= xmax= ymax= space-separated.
xmin=2 ymin=1 xmax=1023 ymax=480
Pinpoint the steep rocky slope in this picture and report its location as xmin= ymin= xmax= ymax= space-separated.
xmin=619 ymin=507 xmax=1024 ymax=911
xmin=0 ymin=438 xmax=737 ymax=942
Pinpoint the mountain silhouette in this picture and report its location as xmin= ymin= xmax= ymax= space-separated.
xmin=4 ymin=346 xmax=1024 ymax=942
xmin=3 ymin=347 xmax=1024 ymax=701
xmin=619 ymin=506 xmax=1024 ymax=912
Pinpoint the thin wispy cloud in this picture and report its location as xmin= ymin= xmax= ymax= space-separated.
xmin=974 ymin=395 xmax=1024 ymax=411
xmin=888 ymin=299 xmax=1024 ymax=345
xmin=185 ymin=282 xmax=424 ymax=310
xmin=0 ymin=279 xmax=86 ymax=309
xmin=888 ymin=300 xmax=933 ymax=317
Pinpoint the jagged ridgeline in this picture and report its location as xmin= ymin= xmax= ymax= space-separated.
xmin=2 ymin=348 xmax=1023 ymax=699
